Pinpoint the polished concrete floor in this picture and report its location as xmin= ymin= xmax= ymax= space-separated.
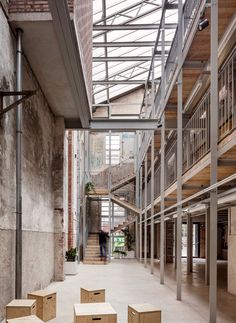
xmin=48 ymin=258 xmax=236 ymax=323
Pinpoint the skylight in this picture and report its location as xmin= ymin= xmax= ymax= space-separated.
xmin=92 ymin=0 xmax=179 ymax=105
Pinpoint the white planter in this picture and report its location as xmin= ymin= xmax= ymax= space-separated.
xmin=64 ymin=261 xmax=78 ymax=275
xmin=125 ymin=251 xmax=135 ymax=259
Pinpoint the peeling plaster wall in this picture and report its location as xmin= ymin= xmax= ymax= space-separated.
xmin=0 ymin=7 xmax=65 ymax=320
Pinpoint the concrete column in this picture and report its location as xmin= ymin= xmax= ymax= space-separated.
xmin=187 ymin=214 xmax=193 ymax=274
xmin=205 ymin=205 xmax=210 ymax=285
xmin=53 ymin=117 xmax=66 ymax=281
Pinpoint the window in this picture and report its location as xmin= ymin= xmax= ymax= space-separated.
xmin=105 ymin=135 xmax=120 ymax=165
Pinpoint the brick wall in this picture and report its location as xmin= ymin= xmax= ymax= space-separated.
xmin=9 ymin=0 xmax=74 ymax=13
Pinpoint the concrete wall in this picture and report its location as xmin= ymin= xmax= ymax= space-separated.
xmin=0 ymin=7 xmax=65 ymax=320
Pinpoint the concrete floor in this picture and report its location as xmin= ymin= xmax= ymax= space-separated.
xmin=47 ymin=259 xmax=236 ymax=323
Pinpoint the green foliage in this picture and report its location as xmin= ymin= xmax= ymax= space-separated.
xmin=85 ymin=181 xmax=95 ymax=194
xmin=113 ymin=249 xmax=127 ymax=256
xmin=122 ymin=227 xmax=135 ymax=251
xmin=65 ymin=247 xmax=77 ymax=261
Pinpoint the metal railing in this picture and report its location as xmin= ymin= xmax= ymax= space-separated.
xmin=139 ymin=0 xmax=203 ymax=164
xmin=147 ymin=46 xmax=236 ymax=203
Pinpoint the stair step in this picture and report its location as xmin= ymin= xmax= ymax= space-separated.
xmin=83 ymin=261 xmax=108 ymax=265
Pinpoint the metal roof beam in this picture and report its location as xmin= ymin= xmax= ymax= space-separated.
xmin=93 ymin=23 xmax=177 ymax=30
xmin=93 ymin=79 xmax=160 ymax=85
xmin=93 ymin=56 xmax=165 ymax=62
xmin=94 ymin=0 xmax=150 ymax=25
xmin=93 ymin=41 xmax=156 ymax=47
xmin=93 ymin=80 xmax=148 ymax=85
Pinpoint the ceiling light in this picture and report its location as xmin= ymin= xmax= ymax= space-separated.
xmin=198 ymin=18 xmax=209 ymax=31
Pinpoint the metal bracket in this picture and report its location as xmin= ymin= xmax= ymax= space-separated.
xmin=0 ymin=90 xmax=36 ymax=117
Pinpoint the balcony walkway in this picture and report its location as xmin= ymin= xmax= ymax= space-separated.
xmin=47 ymin=259 xmax=236 ymax=323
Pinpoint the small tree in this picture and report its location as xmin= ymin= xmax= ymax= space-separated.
xmin=122 ymin=227 xmax=135 ymax=251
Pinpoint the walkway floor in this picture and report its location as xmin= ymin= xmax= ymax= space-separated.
xmin=48 ymin=259 xmax=236 ymax=323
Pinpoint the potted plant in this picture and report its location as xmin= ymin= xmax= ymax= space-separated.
xmin=64 ymin=247 xmax=78 ymax=275
xmin=85 ymin=181 xmax=95 ymax=194
xmin=122 ymin=227 xmax=135 ymax=258
xmin=113 ymin=249 xmax=127 ymax=259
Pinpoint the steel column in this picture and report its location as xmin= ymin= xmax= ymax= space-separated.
xmin=205 ymin=205 xmax=210 ymax=285
xmin=139 ymin=165 xmax=143 ymax=262
xmin=160 ymin=0 xmax=166 ymax=285
xmin=150 ymin=50 xmax=155 ymax=275
xmin=209 ymin=1 xmax=218 ymax=322
xmin=144 ymin=155 xmax=148 ymax=268
xmin=160 ymin=116 xmax=165 ymax=284
xmin=108 ymin=130 xmax=112 ymax=261
xmin=76 ymin=131 xmax=81 ymax=262
xmin=111 ymin=203 xmax=115 ymax=256
xmin=176 ymin=0 xmax=183 ymax=301
xmin=15 ymin=28 xmax=23 ymax=299
xmin=150 ymin=134 xmax=154 ymax=274
xmin=187 ymin=214 xmax=193 ymax=275
xmin=174 ymin=218 xmax=177 ymax=269
xmin=135 ymin=132 xmax=140 ymax=259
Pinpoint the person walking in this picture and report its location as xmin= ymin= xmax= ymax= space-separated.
xmin=99 ymin=229 xmax=109 ymax=261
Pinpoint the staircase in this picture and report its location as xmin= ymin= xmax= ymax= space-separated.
xmin=111 ymin=194 xmax=140 ymax=215
xmin=83 ymin=233 xmax=107 ymax=265
xmin=111 ymin=173 xmax=136 ymax=192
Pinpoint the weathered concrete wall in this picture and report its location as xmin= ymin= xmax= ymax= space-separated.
xmin=0 ymin=7 xmax=65 ymax=320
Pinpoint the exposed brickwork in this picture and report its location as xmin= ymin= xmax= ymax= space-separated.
xmin=9 ymin=0 xmax=74 ymax=13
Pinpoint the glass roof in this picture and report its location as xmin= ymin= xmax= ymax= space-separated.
xmin=92 ymin=0 xmax=179 ymax=105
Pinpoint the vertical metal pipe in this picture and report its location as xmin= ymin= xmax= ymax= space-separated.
xmin=209 ymin=1 xmax=218 ymax=322
xmin=144 ymin=155 xmax=148 ymax=267
xmin=139 ymin=165 xmax=143 ymax=262
xmin=176 ymin=0 xmax=183 ymax=301
xmin=15 ymin=28 xmax=23 ymax=299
